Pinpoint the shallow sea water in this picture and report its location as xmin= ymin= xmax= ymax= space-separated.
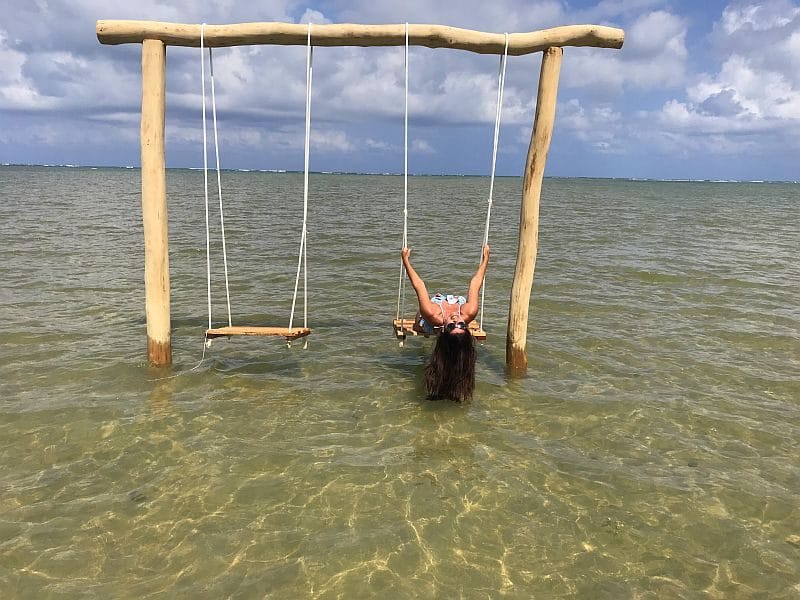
xmin=1 ymin=166 xmax=799 ymax=597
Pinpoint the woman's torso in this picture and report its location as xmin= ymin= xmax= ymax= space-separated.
xmin=418 ymin=293 xmax=467 ymax=331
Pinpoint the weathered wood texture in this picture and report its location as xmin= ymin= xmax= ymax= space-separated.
xmin=506 ymin=46 xmax=563 ymax=376
xmin=205 ymin=326 xmax=312 ymax=340
xmin=97 ymin=21 xmax=623 ymax=55
xmin=141 ymin=39 xmax=172 ymax=367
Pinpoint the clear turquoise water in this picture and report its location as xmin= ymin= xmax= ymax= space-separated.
xmin=1 ymin=166 xmax=798 ymax=597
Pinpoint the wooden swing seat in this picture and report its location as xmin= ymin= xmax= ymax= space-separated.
xmin=205 ymin=326 xmax=311 ymax=341
xmin=393 ymin=318 xmax=486 ymax=341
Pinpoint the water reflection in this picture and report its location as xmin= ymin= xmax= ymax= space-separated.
xmin=148 ymin=374 xmax=177 ymax=416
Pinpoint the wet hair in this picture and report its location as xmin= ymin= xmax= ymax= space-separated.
xmin=423 ymin=329 xmax=477 ymax=402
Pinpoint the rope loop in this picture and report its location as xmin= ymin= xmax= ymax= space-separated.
xmin=289 ymin=21 xmax=313 ymax=333
xmin=478 ymin=31 xmax=510 ymax=331
xmin=200 ymin=21 xmax=234 ymax=332
xmin=200 ymin=23 xmax=213 ymax=331
xmin=396 ymin=22 xmax=410 ymax=324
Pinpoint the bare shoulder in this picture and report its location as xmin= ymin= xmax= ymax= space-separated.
xmin=419 ymin=304 xmax=441 ymax=325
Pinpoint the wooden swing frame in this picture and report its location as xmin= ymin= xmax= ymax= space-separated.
xmin=96 ymin=19 xmax=624 ymax=373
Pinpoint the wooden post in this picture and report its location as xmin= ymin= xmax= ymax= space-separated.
xmin=506 ymin=46 xmax=562 ymax=376
xmin=140 ymin=38 xmax=171 ymax=366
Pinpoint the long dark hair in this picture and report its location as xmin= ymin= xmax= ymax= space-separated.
xmin=423 ymin=331 xmax=477 ymax=402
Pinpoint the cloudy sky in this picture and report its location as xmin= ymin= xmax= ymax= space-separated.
xmin=1 ymin=0 xmax=799 ymax=180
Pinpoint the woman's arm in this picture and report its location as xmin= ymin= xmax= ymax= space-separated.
xmin=401 ymin=248 xmax=439 ymax=322
xmin=461 ymin=245 xmax=491 ymax=322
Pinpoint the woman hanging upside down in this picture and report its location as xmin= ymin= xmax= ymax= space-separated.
xmin=401 ymin=245 xmax=490 ymax=402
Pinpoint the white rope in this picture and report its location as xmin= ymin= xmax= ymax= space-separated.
xmin=289 ymin=23 xmax=312 ymax=344
xmin=147 ymin=336 xmax=211 ymax=382
xmin=479 ymin=32 xmax=509 ymax=331
xmin=208 ymin=46 xmax=233 ymax=327
xmin=200 ymin=24 xmax=213 ymax=332
xmin=396 ymin=23 xmax=409 ymax=329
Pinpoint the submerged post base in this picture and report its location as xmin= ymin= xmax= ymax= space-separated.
xmin=147 ymin=337 xmax=172 ymax=366
xmin=505 ymin=340 xmax=527 ymax=377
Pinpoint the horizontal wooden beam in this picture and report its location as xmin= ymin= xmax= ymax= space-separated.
xmin=96 ymin=21 xmax=624 ymax=55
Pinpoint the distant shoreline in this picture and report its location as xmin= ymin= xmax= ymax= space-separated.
xmin=1 ymin=163 xmax=796 ymax=184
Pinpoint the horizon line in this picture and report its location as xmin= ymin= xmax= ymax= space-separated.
xmin=1 ymin=162 xmax=797 ymax=184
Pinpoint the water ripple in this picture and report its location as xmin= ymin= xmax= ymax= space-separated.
xmin=1 ymin=168 xmax=799 ymax=596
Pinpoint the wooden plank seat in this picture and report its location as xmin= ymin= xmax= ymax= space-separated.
xmin=393 ymin=318 xmax=486 ymax=341
xmin=205 ymin=326 xmax=311 ymax=340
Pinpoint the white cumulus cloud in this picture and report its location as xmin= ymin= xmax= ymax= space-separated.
xmin=562 ymin=10 xmax=688 ymax=91
xmin=720 ymin=0 xmax=800 ymax=33
xmin=648 ymin=1 xmax=800 ymax=156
